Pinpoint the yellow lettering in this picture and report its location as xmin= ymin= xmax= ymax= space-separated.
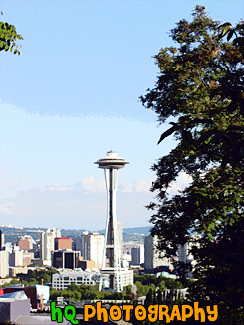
xmin=84 ymin=304 xmax=96 ymax=322
xmin=158 ymin=305 xmax=171 ymax=323
xmin=96 ymin=302 xmax=108 ymax=322
xmin=122 ymin=305 xmax=133 ymax=322
xmin=110 ymin=305 xmax=122 ymax=321
xmin=170 ymin=305 xmax=181 ymax=321
xmin=207 ymin=305 xmax=218 ymax=322
xmin=148 ymin=305 xmax=158 ymax=322
xmin=181 ymin=305 xmax=193 ymax=321
xmin=194 ymin=302 xmax=205 ymax=322
xmin=134 ymin=305 xmax=146 ymax=321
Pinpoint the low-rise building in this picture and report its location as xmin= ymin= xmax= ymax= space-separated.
xmin=120 ymin=269 xmax=134 ymax=288
xmin=0 ymin=297 xmax=30 ymax=323
xmin=77 ymin=258 xmax=96 ymax=271
xmin=52 ymin=270 xmax=100 ymax=290
xmin=9 ymin=266 xmax=28 ymax=277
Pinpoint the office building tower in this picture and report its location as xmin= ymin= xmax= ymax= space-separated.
xmin=177 ymin=235 xmax=200 ymax=278
xmin=75 ymin=236 xmax=83 ymax=255
xmin=0 ymin=230 xmax=4 ymax=251
xmin=82 ymin=233 xmax=104 ymax=270
xmin=52 ymin=250 xmax=81 ymax=269
xmin=2 ymin=242 xmax=12 ymax=254
xmin=54 ymin=237 xmax=72 ymax=250
xmin=131 ymin=244 xmax=144 ymax=265
xmin=16 ymin=235 xmax=34 ymax=251
xmin=40 ymin=228 xmax=61 ymax=266
xmin=9 ymin=250 xmax=24 ymax=267
xmin=144 ymin=234 xmax=172 ymax=271
xmin=0 ymin=250 xmax=9 ymax=278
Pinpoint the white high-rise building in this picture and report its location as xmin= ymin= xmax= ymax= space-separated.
xmin=82 ymin=233 xmax=104 ymax=269
xmin=40 ymin=228 xmax=61 ymax=266
xmin=144 ymin=235 xmax=172 ymax=271
xmin=0 ymin=251 xmax=9 ymax=278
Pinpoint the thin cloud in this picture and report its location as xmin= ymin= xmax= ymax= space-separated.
xmin=167 ymin=172 xmax=192 ymax=196
xmin=81 ymin=177 xmax=106 ymax=193
xmin=135 ymin=179 xmax=152 ymax=193
xmin=40 ymin=185 xmax=74 ymax=192
xmin=0 ymin=199 xmax=15 ymax=215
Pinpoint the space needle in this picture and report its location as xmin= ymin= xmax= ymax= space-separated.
xmin=95 ymin=150 xmax=131 ymax=292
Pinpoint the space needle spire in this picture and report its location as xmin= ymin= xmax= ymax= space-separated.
xmin=95 ymin=150 xmax=129 ymax=292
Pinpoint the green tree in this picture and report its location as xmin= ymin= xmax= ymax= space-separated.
xmin=141 ymin=6 xmax=244 ymax=324
xmin=156 ymin=288 xmax=163 ymax=304
xmin=144 ymin=288 xmax=153 ymax=308
xmin=0 ymin=278 xmax=19 ymax=288
xmin=0 ymin=16 xmax=23 ymax=54
xmin=219 ymin=21 xmax=244 ymax=56
xmin=49 ymin=287 xmax=61 ymax=301
xmin=20 ymin=269 xmax=58 ymax=286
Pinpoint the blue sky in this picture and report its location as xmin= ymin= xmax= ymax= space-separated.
xmin=0 ymin=0 xmax=243 ymax=230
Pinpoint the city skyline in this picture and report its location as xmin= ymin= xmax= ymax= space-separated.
xmin=0 ymin=1 xmax=243 ymax=229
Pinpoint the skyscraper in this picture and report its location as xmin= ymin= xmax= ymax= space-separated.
xmin=95 ymin=150 xmax=133 ymax=292
xmin=131 ymin=244 xmax=144 ymax=266
xmin=40 ymin=228 xmax=61 ymax=266
xmin=16 ymin=235 xmax=34 ymax=251
xmin=0 ymin=250 xmax=9 ymax=278
xmin=9 ymin=250 xmax=24 ymax=267
xmin=144 ymin=234 xmax=172 ymax=272
xmin=52 ymin=250 xmax=81 ymax=269
xmin=75 ymin=236 xmax=83 ymax=255
xmin=54 ymin=237 xmax=73 ymax=250
xmin=82 ymin=233 xmax=104 ymax=270
xmin=0 ymin=230 xmax=4 ymax=251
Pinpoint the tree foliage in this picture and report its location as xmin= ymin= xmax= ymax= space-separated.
xmin=0 ymin=16 xmax=23 ymax=54
xmin=18 ymin=269 xmax=58 ymax=286
xmin=141 ymin=6 xmax=244 ymax=323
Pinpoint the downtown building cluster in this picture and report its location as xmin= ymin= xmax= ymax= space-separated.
xmin=0 ymin=226 xmax=195 ymax=285
xmin=0 ymin=151 xmax=196 ymax=293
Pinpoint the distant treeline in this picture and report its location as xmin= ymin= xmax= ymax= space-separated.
xmin=0 ymin=226 xmax=151 ymax=245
